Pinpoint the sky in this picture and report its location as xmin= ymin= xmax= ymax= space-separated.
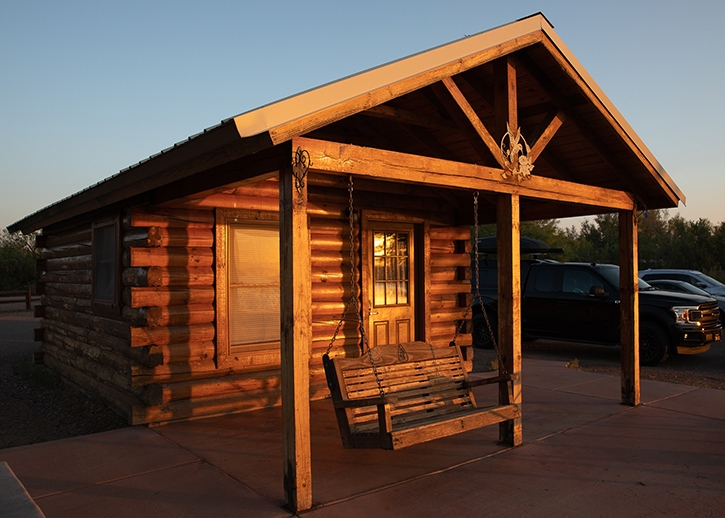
xmin=2 ymin=0 xmax=724 ymax=233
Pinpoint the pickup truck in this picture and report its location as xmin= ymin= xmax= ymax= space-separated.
xmin=471 ymin=259 xmax=722 ymax=365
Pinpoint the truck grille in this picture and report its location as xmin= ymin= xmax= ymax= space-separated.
xmin=696 ymin=300 xmax=720 ymax=330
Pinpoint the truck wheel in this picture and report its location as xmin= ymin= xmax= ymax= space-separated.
xmin=639 ymin=322 xmax=670 ymax=366
xmin=473 ymin=314 xmax=497 ymax=349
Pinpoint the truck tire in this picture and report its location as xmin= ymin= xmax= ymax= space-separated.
xmin=473 ymin=313 xmax=497 ymax=349
xmin=639 ymin=322 xmax=670 ymax=366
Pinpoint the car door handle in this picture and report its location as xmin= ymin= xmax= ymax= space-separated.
xmin=556 ymin=300 xmax=569 ymax=306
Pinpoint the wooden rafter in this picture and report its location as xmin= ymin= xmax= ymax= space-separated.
xmin=512 ymin=52 xmax=644 ymax=201
xmin=295 ymin=137 xmax=635 ymax=211
xmin=428 ymin=82 xmax=499 ymax=166
xmin=397 ymin=122 xmax=457 ymax=161
xmin=494 ymin=57 xmax=518 ymax=140
xmin=441 ymin=76 xmax=504 ymax=166
xmin=266 ymin=32 xmax=543 ymax=145
xmin=536 ymin=148 xmax=576 ymax=182
xmin=362 ymin=104 xmax=458 ymax=131
xmin=537 ymin=37 xmax=682 ymax=204
xmin=528 ymin=107 xmax=567 ymax=163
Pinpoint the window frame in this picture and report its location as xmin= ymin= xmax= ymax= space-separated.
xmin=91 ymin=216 xmax=121 ymax=314
xmin=215 ymin=208 xmax=281 ymax=369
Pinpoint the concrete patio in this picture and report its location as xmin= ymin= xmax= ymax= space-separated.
xmin=2 ymin=357 xmax=724 ymax=517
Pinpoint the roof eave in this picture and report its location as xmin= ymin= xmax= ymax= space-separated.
xmin=538 ymin=24 xmax=684 ymax=207
xmin=8 ymin=122 xmax=272 ymax=234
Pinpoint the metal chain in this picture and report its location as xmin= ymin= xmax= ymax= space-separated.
xmin=450 ymin=191 xmax=480 ymax=346
xmin=346 ymin=177 xmax=385 ymax=398
xmin=325 ymin=176 xmax=385 ymax=398
xmin=449 ymin=191 xmax=507 ymax=376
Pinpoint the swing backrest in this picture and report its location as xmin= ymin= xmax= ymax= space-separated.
xmin=324 ymin=342 xmax=477 ymax=438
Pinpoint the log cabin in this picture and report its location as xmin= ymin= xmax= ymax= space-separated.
xmin=8 ymin=13 xmax=685 ymax=511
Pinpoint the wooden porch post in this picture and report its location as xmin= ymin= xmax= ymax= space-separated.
xmin=619 ymin=210 xmax=640 ymax=406
xmin=497 ymin=193 xmax=523 ymax=446
xmin=279 ymin=163 xmax=313 ymax=512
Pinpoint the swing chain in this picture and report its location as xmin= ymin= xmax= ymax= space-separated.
xmin=450 ymin=191 xmax=480 ymax=347
xmin=449 ymin=191 xmax=507 ymax=376
xmin=325 ymin=176 xmax=385 ymax=399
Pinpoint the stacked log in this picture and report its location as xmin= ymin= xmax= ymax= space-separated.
xmin=128 ymin=186 xmax=333 ymax=423
xmin=123 ymin=207 xmax=220 ymax=422
xmin=35 ymin=221 xmax=150 ymax=417
xmin=428 ymin=226 xmax=474 ymax=370
xmin=34 ymin=176 xmax=470 ymax=425
xmin=309 ymin=219 xmax=363 ymax=361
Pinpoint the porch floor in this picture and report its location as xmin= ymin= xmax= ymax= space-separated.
xmin=2 ymin=357 xmax=724 ymax=517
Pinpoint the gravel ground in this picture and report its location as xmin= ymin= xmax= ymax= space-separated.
xmin=473 ymin=337 xmax=725 ymax=390
xmin=2 ymin=302 xmax=723 ymax=450
xmin=0 ymin=305 xmax=127 ymax=450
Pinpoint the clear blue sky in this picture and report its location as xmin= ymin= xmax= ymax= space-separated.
xmin=2 ymin=0 xmax=724 ymax=232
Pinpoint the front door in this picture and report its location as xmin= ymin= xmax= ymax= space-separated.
xmin=365 ymin=222 xmax=415 ymax=346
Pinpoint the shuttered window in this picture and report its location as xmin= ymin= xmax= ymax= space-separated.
xmin=227 ymin=223 xmax=280 ymax=347
xmin=92 ymin=218 xmax=120 ymax=312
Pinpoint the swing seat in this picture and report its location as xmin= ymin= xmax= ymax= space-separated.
xmin=323 ymin=341 xmax=521 ymax=450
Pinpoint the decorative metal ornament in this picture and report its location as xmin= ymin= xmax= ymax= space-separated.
xmin=500 ymin=123 xmax=534 ymax=181
xmin=292 ymin=147 xmax=311 ymax=194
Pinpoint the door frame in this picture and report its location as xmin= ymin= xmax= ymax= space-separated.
xmin=361 ymin=212 xmax=425 ymax=347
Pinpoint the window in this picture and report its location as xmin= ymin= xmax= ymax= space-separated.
xmin=92 ymin=218 xmax=120 ymax=311
xmin=227 ymin=223 xmax=280 ymax=347
xmin=373 ymin=230 xmax=409 ymax=307
xmin=562 ymin=270 xmax=602 ymax=295
xmin=215 ymin=209 xmax=281 ymax=367
xmin=533 ymin=268 xmax=556 ymax=293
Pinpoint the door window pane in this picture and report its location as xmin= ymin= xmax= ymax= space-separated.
xmin=373 ymin=231 xmax=410 ymax=306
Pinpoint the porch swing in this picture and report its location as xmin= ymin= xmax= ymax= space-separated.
xmin=322 ymin=177 xmax=521 ymax=450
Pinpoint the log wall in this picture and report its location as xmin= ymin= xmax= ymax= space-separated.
xmin=35 ymin=175 xmax=473 ymax=425
xmin=36 ymin=221 xmax=153 ymax=417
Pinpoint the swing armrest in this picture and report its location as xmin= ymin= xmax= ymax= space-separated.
xmin=464 ymin=372 xmax=520 ymax=388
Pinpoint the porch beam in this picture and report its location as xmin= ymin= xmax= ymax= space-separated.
xmin=295 ymin=137 xmax=635 ymax=211
xmin=497 ymin=193 xmax=523 ymax=446
xmin=619 ymin=209 xmax=640 ymax=406
xmin=279 ymin=162 xmax=313 ymax=512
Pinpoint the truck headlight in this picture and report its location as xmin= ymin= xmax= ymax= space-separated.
xmin=671 ymin=306 xmax=701 ymax=324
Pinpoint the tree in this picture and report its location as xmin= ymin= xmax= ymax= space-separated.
xmin=572 ymin=213 xmax=619 ymax=264
xmin=0 ymin=229 xmax=39 ymax=292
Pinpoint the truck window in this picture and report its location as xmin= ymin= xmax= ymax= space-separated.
xmin=532 ymin=268 xmax=556 ymax=293
xmin=562 ymin=270 xmax=602 ymax=295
